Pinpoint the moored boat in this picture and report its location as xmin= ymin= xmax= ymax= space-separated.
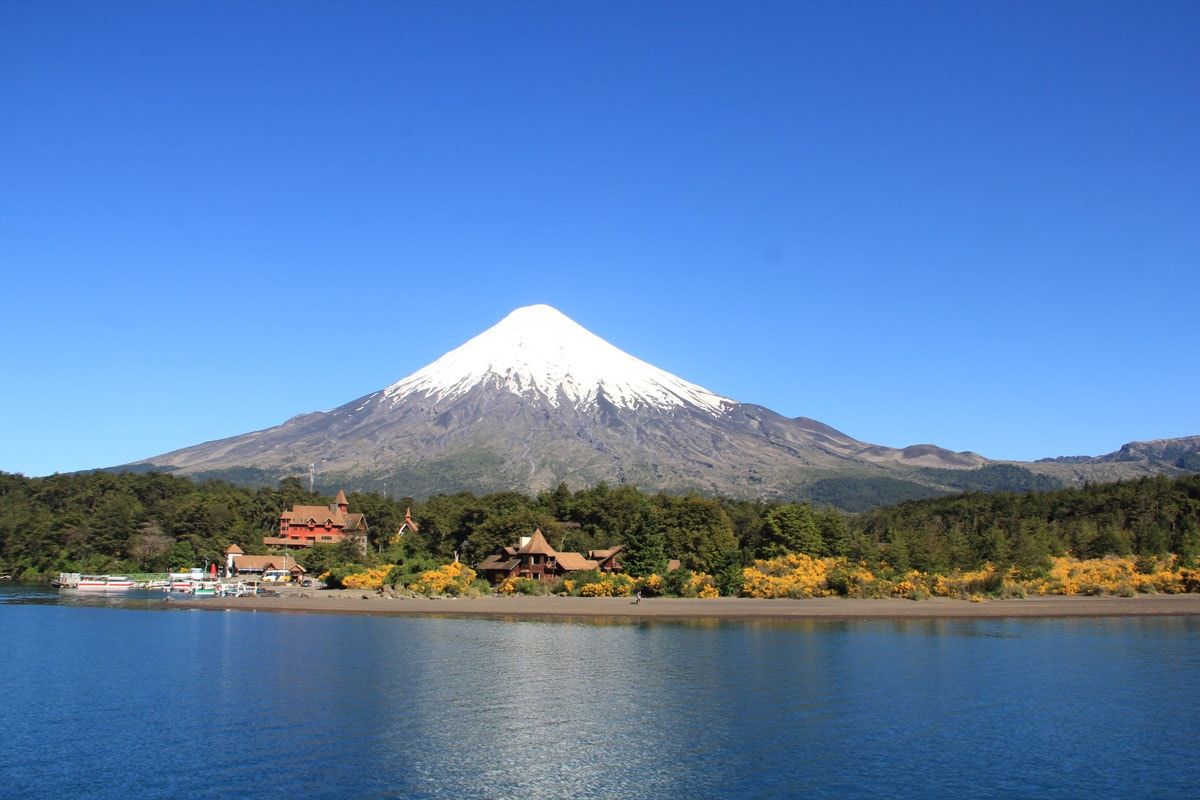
xmin=71 ymin=574 xmax=136 ymax=591
xmin=191 ymin=580 xmax=221 ymax=597
xmin=157 ymin=579 xmax=252 ymax=597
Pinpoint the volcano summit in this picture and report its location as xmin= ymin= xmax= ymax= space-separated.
xmin=380 ymin=304 xmax=733 ymax=415
xmin=126 ymin=304 xmax=1186 ymax=506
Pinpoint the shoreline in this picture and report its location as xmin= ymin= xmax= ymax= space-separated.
xmin=162 ymin=591 xmax=1200 ymax=621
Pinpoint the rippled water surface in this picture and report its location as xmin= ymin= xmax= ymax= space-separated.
xmin=2 ymin=584 xmax=1198 ymax=799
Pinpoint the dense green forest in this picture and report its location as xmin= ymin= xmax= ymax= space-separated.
xmin=1 ymin=470 xmax=1198 ymax=583
xmin=803 ymin=463 xmax=1068 ymax=511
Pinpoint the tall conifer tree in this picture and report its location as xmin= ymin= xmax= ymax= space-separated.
xmin=622 ymin=502 xmax=668 ymax=577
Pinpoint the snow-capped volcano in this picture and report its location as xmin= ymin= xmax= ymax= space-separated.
xmin=381 ymin=304 xmax=732 ymax=414
xmin=125 ymin=304 xmax=1006 ymax=504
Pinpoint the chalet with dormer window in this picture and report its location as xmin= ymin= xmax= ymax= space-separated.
xmin=588 ymin=544 xmax=626 ymax=573
xmin=477 ymin=529 xmax=598 ymax=584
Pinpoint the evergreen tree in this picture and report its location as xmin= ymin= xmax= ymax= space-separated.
xmin=713 ymin=547 xmax=745 ymax=597
xmin=816 ymin=506 xmax=850 ymax=557
xmin=622 ymin=502 xmax=667 ymax=577
xmin=656 ymin=493 xmax=738 ymax=573
xmin=1174 ymin=518 xmax=1200 ymax=566
xmin=761 ymin=503 xmax=822 ymax=557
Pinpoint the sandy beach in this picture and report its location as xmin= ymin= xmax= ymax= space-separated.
xmin=163 ymin=590 xmax=1200 ymax=621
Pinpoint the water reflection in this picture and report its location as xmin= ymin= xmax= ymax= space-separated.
xmin=3 ymin=587 xmax=1199 ymax=799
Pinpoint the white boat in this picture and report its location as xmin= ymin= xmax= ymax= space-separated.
xmin=191 ymin=580 xmax=221 ymax=597
xmin=161 ymin=579 xmax=251 ymax=597
xmin=72 ymin=574 xmax=136 ymax=591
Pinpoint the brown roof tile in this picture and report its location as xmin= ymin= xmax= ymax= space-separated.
xmin=478 ymin=555 xmax=519 ymax=572
xmin=517 ymin=529 xmax=557 ymax=556
xmin=555 ymin=552 xmax=599 ymax=571
xmin=232 ymin=555 xmax=284 ymax=571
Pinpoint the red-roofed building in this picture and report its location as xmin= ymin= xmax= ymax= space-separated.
xmin=263 ymin=489 xmax=369 ymax=554
xmin=397 ymin=508 xmax=419 ymax=536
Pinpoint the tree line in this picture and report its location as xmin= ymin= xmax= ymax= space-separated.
xmin=1 ymin=469 xmax=1197 ymax=583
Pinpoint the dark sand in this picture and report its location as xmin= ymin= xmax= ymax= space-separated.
xmin=163 ymin=590 xmax=1200 ymax=621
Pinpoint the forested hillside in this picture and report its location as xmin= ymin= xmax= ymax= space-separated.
xmin=851 ymin=474 xmax=1200 ymax=573
xmin=2 ymin=470 xmax=1198 ymax=593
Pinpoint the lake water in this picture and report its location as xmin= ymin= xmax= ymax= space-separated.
xmin=2 ymin=584 xmax=1198 ymax=799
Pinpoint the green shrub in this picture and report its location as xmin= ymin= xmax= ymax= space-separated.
xmin=664 ymin=567 xmax=694 ymax=597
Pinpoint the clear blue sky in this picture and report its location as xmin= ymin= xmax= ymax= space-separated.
xmin=2 ymin=0 xmax=1197 ymax=478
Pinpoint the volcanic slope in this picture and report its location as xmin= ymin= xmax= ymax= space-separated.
xmin=130 ymin=304 xmax=1167 ymax=504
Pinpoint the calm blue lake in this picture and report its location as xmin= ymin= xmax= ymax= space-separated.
xmin=2 ymin=584 xmax=1198 ymax=799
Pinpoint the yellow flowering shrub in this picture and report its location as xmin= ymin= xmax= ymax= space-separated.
xmin=1026 ymin=556 xmax=1127 ymax=595
xmin=930 ymin=566 xmax=1004 ymax=600
xmin=493 ymin=554 xmax=1200 ymax=602
xmin=684 ymin=572 xmax=717 ymax=598
xmin=826 ymin=563 xmax=884 ymax=598
xmin=496 ymin=576 xmax=541 ymax=595
xmin=640 ymin=573 xmax=665 ymax=595
xmin=410 ymin=560 xmax=476 ymax=596
xmin=573 ymin=573 xmax=635 ymax=597
xmin=1129 ymin=556 xmax=1185 ymax=594
xmin=342 ymin=565 xmax=396 ymax=590
xmin=1024 ymin=555 xmax=1195 ymax=596
xmin=1181 ymin=568 xmax=1200 ymax=593
xmin=741 ymin=553 xmax=835 ymax=599
xmin=580 ymin=581 xmax=617 ymax=596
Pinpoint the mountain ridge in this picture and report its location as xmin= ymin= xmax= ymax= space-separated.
xmin=122 ymin=305 xmax=1197 ymax=509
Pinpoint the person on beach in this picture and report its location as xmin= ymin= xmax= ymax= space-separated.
xmin=634 ymin=591 xmax=642 ymax=605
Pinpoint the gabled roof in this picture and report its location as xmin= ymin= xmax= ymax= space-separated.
xmin=589 ymin=545 xmax=626 ymax=559
xmin=280 ymin=505 xmax=367 ymax=531
xmin=232 ymin=555 xmax=283 ymax=571
xmin=234 ymin=555 xmax=308 ymax=573
xmin=282 ymin=505 xmax=339 ymax=524
xmin=555 ymin=552 xmax=599 ymax=571
xmin=478 ymin=554 xmax=519 ymax=572
xmin=224 ymin=544 xmax=245 ymax=555
xmin=399 ymin=508 xmax=420 ymax=533
xmin=518 ymin=529 xmax=557 ymax=556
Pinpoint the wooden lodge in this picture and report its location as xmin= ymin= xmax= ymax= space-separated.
xmin=223 ymin=545 xmax=307 ymax=581
xmin=477 ymin=530 xmax=627 ymax=584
